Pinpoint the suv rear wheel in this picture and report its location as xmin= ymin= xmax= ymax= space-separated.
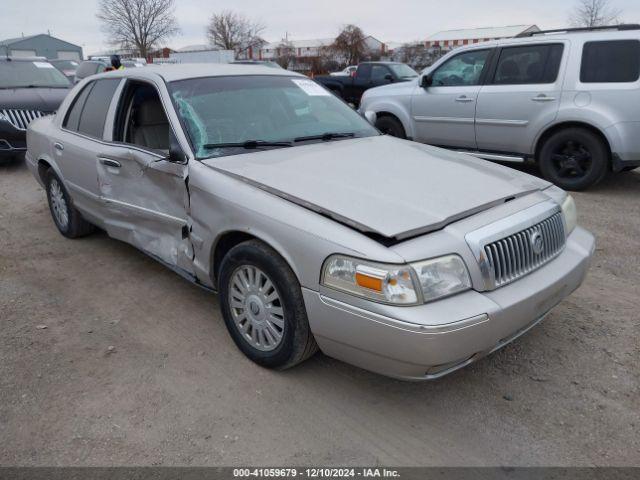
xmin=538 ymin=128 xmax=609 ymax=190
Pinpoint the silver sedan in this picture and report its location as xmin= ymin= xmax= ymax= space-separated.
xmin=25 ymin=65 xmax=595 ymax=380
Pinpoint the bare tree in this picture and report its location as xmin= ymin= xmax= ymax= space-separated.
xmin=569 ymin=0 xmax=622 ymax=27
xmin=331 ymin=25 xmax=370 ymax=66
xmin=274 ymin=39 xmax=296 ymax=70
xmin=392 ymin=41 xmax=445 ymax=70
xmin=97 ymin=0 xmax=179 ymax=58
xmin=207 ymin=10 xmax=265 ymax=56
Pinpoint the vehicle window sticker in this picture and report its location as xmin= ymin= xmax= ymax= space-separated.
xmin=291 ymin=79 xmax=331 ymax=96
xmin=33 ymin=61 xmax=55 ymax=69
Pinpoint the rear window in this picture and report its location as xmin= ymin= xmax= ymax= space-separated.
xmin=64 ymin=82 xmax=94 ymax=131
xmin=75 ymin=62 xmax=100 ymax=79
xmin=52 ymin=60 xmax=79 ymax=70
xmin=492 ymin=44 xmax=564 ymax=85
xmin=77 ymin=78 xmax=120 ymax=138
xmin=64 ymin=78 xmax=120 ymax=138
xmin=580 ymin=40 xmax=640 ymax=83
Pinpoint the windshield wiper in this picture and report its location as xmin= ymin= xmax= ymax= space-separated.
xmin=202 ymin=140 xmax=293 ymax=150
xmin=294 ymin=132 xmax=355 ymax=143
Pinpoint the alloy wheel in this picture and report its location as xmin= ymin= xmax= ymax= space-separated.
xmin=228 ymin=265 xmax=285 ymax=352
xmin=550 ymin=140 xmax=592 ymax=180
xmin=49 ymin=178 xmax=69 ymax=230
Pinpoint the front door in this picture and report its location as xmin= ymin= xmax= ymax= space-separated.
xmin=411 ymin=48 xmax=492 ymax=148
xmin=96 ymin=79 xmax=194 ymax=274
xmin=475 ymin=42 xmax=566 ymax=154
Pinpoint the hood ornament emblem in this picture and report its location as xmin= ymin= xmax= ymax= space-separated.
xmin=530 ymin=230 xmax=544 ymax=255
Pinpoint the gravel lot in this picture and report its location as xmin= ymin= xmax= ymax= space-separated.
xmin=0 ymin=159 xmax=638 ymax=466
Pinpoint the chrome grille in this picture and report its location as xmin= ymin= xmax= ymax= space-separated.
xmin=0 ymin=109 xmax=49 ymax=131
xmin=484 ymin=212 xmax=565 ymax=288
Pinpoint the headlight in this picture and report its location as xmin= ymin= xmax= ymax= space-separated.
xmin=411 ymin=255 xmax=472 ymax=303
xmin=561 ymin=194 xmax=577 ymax=235
xmin=321 ymin=255 xmax=419 ymax=305
xmin=321 ymin=254 xmax=471 ymax=305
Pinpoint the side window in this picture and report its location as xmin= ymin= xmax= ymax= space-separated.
xmin=492 ymin=44 xmax=564 ymax=85
xmin=114 ymin=81 xmax=170 ymax=153
xmin=76 ymin=78 xmax=120 ymax=138
xmin=63 ymin=82 xmax=94 ymax=131
xmin=581 ymin=40 xmax=640 ymax=83
xmin=431 ymin=49 xmax=491 ymax=86
xmin=371 ymin=65 xmax=390 ymax=81
xmin=357 ymin=64 xmax=372 ymax=80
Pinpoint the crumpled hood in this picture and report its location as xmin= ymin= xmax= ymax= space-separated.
xmin=203 ymin=136 xmax=550 ymax=240
xmin=0 ymin=87 xmax=70 ymax=112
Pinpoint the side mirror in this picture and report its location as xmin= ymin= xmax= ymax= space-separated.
xmin=364 ymin=110 xmax=377 ymax=125
xmin=166 ymin=131 xmax=188 ymax=164
xmin=420 ymin=74 xmax=433 ymax=88
xmin=384 ymin=73 xmax=394 ymax=82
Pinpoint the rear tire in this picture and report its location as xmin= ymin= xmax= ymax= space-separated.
xmin=45 ymin=169 xmax=95 ymax=238
xmin=375 ymin=115 xmax=406 ymax=139
xmin=538 ymin=128 xmax=609 ymax=191
xmin=218 ymin=240 xmax=318 ymax=370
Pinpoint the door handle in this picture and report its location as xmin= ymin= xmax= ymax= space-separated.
xmin=98 ymin=157 xmax=121 ymax=168
xmin=532 ymin=94 xmax=556 ymax=102
xmin=54 ymin=142 xmax=64 ymax=151
xmin=455 ymin=95 xmax=474 ymax=103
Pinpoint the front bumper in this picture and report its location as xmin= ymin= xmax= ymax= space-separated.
xmin=303 ymin=226 xmax=595 ymax=380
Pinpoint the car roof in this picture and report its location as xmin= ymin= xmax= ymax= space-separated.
xmin=90 ymin=63 xmax=304 ymax=82
xmin=438 ymin=27 xmax=640 ymax=57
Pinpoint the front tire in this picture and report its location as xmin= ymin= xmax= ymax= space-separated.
xmin=218 ymin=240 xmax=318 ymax=370
xmin=375 ymin=115 xmax=406 ymax=139
xmin=538 ymin=128 xmax=609 ymax=191
xmin=45 ymin=169 xmax=95 ymax=238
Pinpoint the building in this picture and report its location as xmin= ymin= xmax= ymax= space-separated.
xmin=242 ymin=35 xmax=387 ymax=72
xmin=425 ymin=25 xmax=540 ymax=51
xmin=151 ymin=46 xmax=233 ymax=64
xmin=0 ymin=33 xmax=83 ymax=60
xmin=254 ymin=36 xmax=387 ymax=60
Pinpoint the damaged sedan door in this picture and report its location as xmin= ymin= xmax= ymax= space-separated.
xmin=96 ymin=78 xmax=194 ymax=274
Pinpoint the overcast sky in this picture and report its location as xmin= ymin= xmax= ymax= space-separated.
xmin=3 ymin=0 xmax=640 ymax=55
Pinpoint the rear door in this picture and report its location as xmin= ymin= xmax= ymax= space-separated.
xmin=95 ymin=78 xmax=193 ymax=273
xmin=475 ymin=42 xmax=566 ymax=154
xmin=411 ymin=48 xmax=492 ymax=148
xmin=55 ymin=78 xmax=122 ymax=221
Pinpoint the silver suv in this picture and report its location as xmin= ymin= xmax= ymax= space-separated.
xmin=360 ymin=25 xmax=640 ymax=190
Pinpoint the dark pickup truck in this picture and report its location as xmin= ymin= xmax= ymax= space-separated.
xmin=315 ymin=61 xmax=418 ymax=107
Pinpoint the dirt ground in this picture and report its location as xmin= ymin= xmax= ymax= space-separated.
xmin=0 ymin=159 xmax=638 ymax=467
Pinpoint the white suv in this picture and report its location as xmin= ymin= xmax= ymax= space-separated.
xmin=360 ymin=25 xmax=640 ymax=190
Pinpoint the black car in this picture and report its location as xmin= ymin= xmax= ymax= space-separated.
xmin=49 ymin=59 xmax=80 ymax=81
xmin=73 ymin=60 xmax=109 ymax=84
xmin=0 ymin=57 xmax=71 ymax=161
xmin=315 ymin=61 xmax=418 ymax=107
